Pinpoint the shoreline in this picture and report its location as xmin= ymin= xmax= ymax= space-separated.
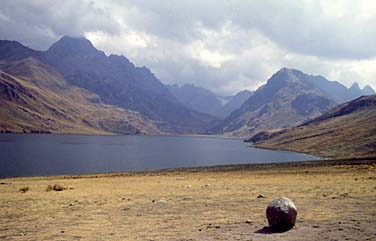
xmin=4 ymin=156 xmax=376 ymax=181
xmin=0 ymin=131 xmax=243 ymax=140
xmin=247 ymin=142 xmax=331 ymax=159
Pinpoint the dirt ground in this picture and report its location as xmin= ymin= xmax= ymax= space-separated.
xmin=1 ymin=160 xmax=375 ymax=240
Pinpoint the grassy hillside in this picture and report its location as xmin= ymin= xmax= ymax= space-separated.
xmin=0 ymin=58 xmax=161 ymax=135
xmin=249 ymin=95 xmax=376 ymax=158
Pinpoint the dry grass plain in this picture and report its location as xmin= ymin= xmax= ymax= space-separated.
xmin=1 ymin=160 xmax=375 ymax=241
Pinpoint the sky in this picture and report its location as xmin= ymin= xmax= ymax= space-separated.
xmin=1 ymin=0 xmax=376 ymax=95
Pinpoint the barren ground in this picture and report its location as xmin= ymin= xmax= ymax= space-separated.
xmin=1 ymin=160 xmax=375 ymax=240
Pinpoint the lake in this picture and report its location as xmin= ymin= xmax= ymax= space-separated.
xmin=0 ymin=134 xmax=320 ymax=178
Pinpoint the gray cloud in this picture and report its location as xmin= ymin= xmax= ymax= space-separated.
xmin=0 ymin=0 xmax=120 ymax=50
xmin=0 ymin=0 xmax=375 ymax=94
xmin=103 ymin=0 xmax=376 ymax=59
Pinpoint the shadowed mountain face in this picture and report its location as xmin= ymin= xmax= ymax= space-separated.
xmin=212 ymin=68 xmax=338 ymax=137
xmin=248 ymin=95 xmax=376 ymax=158
xmin=43 ymin=36 xmax=215 ymax=133
xmin=0 ymin=40 xmax=41 ymax=61
xmin=0 ymin=58 xmax=160 ymax=134
xmin=0 ymin=36 xmax=216 ymax=134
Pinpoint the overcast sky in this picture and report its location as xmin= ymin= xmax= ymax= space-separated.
xmin=1 ymin=0 xmax=376 ymax=95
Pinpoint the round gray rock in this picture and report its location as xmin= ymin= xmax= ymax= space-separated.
xmin=266 ymin=197 xmax=297 ymax=230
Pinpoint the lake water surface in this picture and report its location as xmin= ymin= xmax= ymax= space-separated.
xmin=0 ymin=134 xmax=320 ymax=178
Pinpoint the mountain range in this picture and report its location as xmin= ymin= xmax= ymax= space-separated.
xmin=0 ymin=36 xmax=216 ymax=134
xmin=0 ymin=36 xmax=374 ymax=136
xmin=211 ymin=68 xmax=375 ymax=137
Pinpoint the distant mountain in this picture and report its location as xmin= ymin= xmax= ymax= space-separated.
xmin=211 ymin=68 xmax=338 ymax=137
xmin=348 ymin=82 xmax=375 ymax=98
xmin=168 ymin=84 xmax=252 ymax=118
xmin=215 ymin=90 xmax=253 ymax=118
xmin=167 ymin=84 xmax=222 ymax=117
xmin=349 ymin=82 xmax=361 ymax=93
xmin=362 ymin=85 xmax=376 ymax=95
xmin=271 ymin=71 xmax=375 ymax=104
xmin=0 ymin=36 xmax=216 ymax=134
xmin=0 ymin=58 xmax=160 ymax=134
xmin=298 ymin=74 xmax=353 ymax=103
xmin=247 ymin=95 xmax=376 ymax=158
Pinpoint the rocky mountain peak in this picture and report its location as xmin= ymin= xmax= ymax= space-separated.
xmin=46 ymin=36 xmax=104 ymax=59
xmin=363 ymin=85 xmax=375 ymax=95
xmin=268 ymin=67 xmax=306 ymax=85
xmin=350 ymin=82 xmax=361 ymax=91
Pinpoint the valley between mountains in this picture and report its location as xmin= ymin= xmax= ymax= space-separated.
xmin=1 ymin=36 xmax=375 ymax=158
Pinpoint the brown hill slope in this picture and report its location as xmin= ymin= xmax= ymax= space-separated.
xmin=0 ymin=58 xmax=160 ymax=135
xmin=247 ymin=95 xmax=376 ymax=158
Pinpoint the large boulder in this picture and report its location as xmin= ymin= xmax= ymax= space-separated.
xmin=266 ymin=197 xmax=297 ymax=230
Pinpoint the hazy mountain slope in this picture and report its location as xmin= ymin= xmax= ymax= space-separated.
xmin=0 ymin=58 xmax=160 ymax=135
xmin=290 ymin=72 xmax=375 ymax=103
xmin=348 ymin=83 xmax=364 ymax=100
xmin=213 ymin=68 xmax=337 ymax=137
xmin=168 ymin=84 xmax=253 ymax=119
xmin=348 ymin=83 xmax=375 ymax=99
xmin=215 ymin=90 xmax=253 ymax=118
xmin=167 ymin=84 xmax=222 ymax=117
xmin=301 ymin=74 xmax=355 ymax=103
xmin=248 ymin=95 xmax=376 ymax=158
xmin=362 ymin=85 xmax=376 ymax=95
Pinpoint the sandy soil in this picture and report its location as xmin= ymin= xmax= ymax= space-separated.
xmin=1 ymin=160 xmax=375 ymax=240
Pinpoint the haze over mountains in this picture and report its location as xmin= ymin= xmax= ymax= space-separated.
xmin=168 ymin=84 xmax=253 ymax=118
xmin=0 ymin=36 xmax=374 ymax=136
